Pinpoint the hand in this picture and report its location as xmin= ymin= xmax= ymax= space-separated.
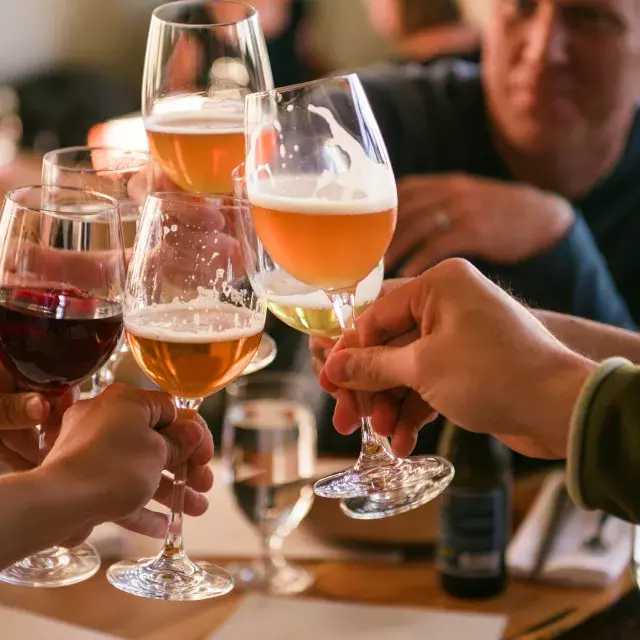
xmin=309 ymin=278 xmax=413 ymax=376
xmin=387 ymin=174 xmax=575 ymax=276
xmin=319 ymin=259 xmax=596 ymax=459
xmin=0 ymin=362 xmax=77 ymax=472
xmin=42 ymin=384 xmax=214 ymax=539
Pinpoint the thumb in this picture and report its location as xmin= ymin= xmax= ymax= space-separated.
xmin=0 ymin=393 xmax=49 ymax=429
xmin=324 ymin=345 xmax=413 ymax=392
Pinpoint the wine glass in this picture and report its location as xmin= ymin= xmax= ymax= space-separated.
xmin=142 ymin=0 xmax=273 ymax=196
xmin=0 ymin=186 xmax=125 ymax=586
xmin=222 ymin=372 xmax=317 ymax=595
xmin=42 ymin=146 xmax=151 ymax=397
xmin=244 ymin=76 xmax=454 ymax=520
xmin=106 ymin=193 xmax=266 ymax=601
xmin=233 ymin=162 xmax=384 ymax=338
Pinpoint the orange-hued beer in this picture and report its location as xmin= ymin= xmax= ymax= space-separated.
xmin=250 ymin=189 xmax=396 ymax=291
xmin=146 ymin=113 xmax=244 ymax=194
xmin=126 ymin=303 xmax=263 ymax=399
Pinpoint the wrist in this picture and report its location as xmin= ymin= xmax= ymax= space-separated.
xmin=536 ymin=351 xmax=597 ymax=457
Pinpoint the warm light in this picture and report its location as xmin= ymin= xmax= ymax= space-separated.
xmin=87 ymin=114 xmax=148 ymax=151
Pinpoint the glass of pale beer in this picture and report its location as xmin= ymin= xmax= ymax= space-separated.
xmin=142 ymin=0 xmax=273 ymax=195
xmin=107 ymin=193 xmax=266 ymax=600
xmin=233 ymin=163 xmax=384 ymax=339
xmin=244 ymin=76 xmax=454 ymax=519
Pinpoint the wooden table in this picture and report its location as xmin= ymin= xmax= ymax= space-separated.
xmin=0 ymin=470 xmax=633 ymax=639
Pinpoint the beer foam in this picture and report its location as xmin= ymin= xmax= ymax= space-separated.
xmin=247 ymin=98 xmax=397 ymax=214
xmin=248 ymin=175 xmax=396 ymax=214
xmin=145 ymin=110 xmax=244 ymax=135
xmin=257 ymin=263 xmax=383 ymax=308
xmin=125 ymin=301 xmax=263 ymax=343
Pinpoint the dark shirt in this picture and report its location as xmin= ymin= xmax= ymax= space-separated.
xmin=357 ymin=59 xmax=640 ymax=329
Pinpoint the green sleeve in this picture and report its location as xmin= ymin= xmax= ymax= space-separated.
xmin=567 ymin=358 xmax=640 ymax=523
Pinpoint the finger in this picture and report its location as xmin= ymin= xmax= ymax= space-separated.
xmin=370 ymin=392 xmax=400 ymax=438
xmin=0 ymin=393 xmax=49 ymax=430
xmin=397 ymin=390 xmax=437 ymax=437
xmin=399 ymin=231 xmax=472 ymax=278
xmin=118 ymin=508 xmax=168 ymax=539
xmin=1 ymin=429 xmax=39 ymax=464
xmin=324 ymin=344 xmax=416 ymax=392
xmin=387 ymin=213 xmax=452 ymax=269
xmin=0 ymin=440 xmax=34 ymax=471
xmin=153 ymin=474 xmax=210 ymax=516
xmin=186 ymin=463 xmax=214 ymax=493
xmin=160 ymin=419 xmax=206 ymax=469
xmin=391 ymin=422 xmax=419 ymax=458
xmin=188 ymin=416 xmax=214 ymax=467
xmin=333 ymin=389 xmax=361 ymax=435
xmin=60 ymin=525 xmax=94 ymax=549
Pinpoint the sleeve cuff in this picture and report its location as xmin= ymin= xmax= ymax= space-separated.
xmin=567 ymin=357 xmax=632 ymax=510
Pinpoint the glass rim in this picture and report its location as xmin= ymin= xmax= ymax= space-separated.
xmin=152 ymin=0 xmax=258 ymax=28
xmin=147 ymin=191 xmax=246 ymax=209
xmin=5 ymin=185 xmax=120 ymax=219
xmin=245 ymin=74 xmax=355 ymax=102
xmin=42 ymin=146 xmax=150 ymax=175
xmin=225 ymin=370 xmax=319 ymax=397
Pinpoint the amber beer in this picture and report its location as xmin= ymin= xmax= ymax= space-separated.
xmin=125 ymin=303 xmax=263 ymax=399
xmin=249 ymin=185 xmax=396 ymax=291
xmin=146 ymin=113 xmax=244 ymax=195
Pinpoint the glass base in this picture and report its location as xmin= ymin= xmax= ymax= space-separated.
xmin=340 ymin=458 xmax=454 ymax=520
xmin=314 ymin=455 xmax=453 ymax=500
xmin=242 ymin=333 xmax=277 ymax=376
xmin=0 ymin=544 xmax=101 ymax=588
xmin=227 ymin=559 xmax=314 ymax=596
xmin=107 ymin=553 xmax=233 ymax=601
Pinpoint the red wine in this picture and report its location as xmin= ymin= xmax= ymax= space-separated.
xmin=0 ymin=287 xmax=123 ymax=394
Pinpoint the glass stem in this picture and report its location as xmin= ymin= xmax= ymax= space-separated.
xmin=329 ymin=291 xmax=398 ymax=471
xmin=160 ymin=396 xmax=203 ymax=559
xmin=261 ymin=533 xmax=285 ymax=576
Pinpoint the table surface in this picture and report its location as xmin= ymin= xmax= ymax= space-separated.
xmin=0 ymin=469 xmax=633 ymax=640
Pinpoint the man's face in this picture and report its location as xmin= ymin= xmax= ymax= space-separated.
xmin=482 ymin=0 xmax=640 ymax=153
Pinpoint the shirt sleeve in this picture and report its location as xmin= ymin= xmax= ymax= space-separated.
xmin=567 ymin=358 xmax=640 ymax=523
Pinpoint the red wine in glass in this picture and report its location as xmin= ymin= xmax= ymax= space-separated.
xmin=0 ymin=286 xmax=123 ymax=394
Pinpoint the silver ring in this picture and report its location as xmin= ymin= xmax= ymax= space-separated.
xmin=434 ymin=211 xmax=452 ymax=233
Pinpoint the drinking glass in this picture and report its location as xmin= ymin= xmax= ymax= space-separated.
xmin=142 ymin=0 xmax=273 ymax=195
xmin=245 ymin=76 xmax=454 ymax=519
xmin=0 ymin=186 xmax=125 ymax=586
xmin=107 ymin=193 xmax=266 ymax=600
xmin=233 ymin=162 xmax=384 ymax=339
xmin=42 ymin=146 xmax=151 ymax=397
xmin=223 ymin=372 xmax=317 ymax=594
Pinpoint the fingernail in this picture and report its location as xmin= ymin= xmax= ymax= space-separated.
xmin=25 ymin=395 xmax=45 ymax=421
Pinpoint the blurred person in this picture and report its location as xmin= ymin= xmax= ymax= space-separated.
xmin=357 ymin=0 xmax=640 ymax=330
xmin=0 ymin=383 xmax=214 ymax=569
xmin=362 ymin=0 xmax=481 ymax=63
xmin=316 ymin=259 xmax=640 ymax=523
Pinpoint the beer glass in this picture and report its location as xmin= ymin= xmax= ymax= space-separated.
xmin=245 ymin=76 xmax=454 ymax=519
xmin=0 ymin=186 xmax=125 ymax=586
xmin=107 ymin=193 xmax=266 ymax=600
xmin=233 ymin=163 xmax=384 ymax=339
xmin=42 ymin=146 xmax=151 ymax=396
xmin=223 ymin=372 xmax=317 ymax=594
xmin=142 ymin=0 xmax=273 ymax=195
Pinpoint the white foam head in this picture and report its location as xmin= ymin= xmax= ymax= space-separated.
xmin=125 ymin=301 xmax=263 ymax=343
xmin=146 ymin=95 xmax=244 ymax=134
xmin=246 ymin=101 xmax=397 ymax=215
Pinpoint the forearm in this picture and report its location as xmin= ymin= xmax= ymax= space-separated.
xmin=0 ymin=467 xmax=93 ymax=568
xmin=536 ymin=311 xmax=640 ymax=363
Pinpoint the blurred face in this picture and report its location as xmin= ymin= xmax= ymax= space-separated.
xmin=483 ymin=0 xmax=640 ymax=153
